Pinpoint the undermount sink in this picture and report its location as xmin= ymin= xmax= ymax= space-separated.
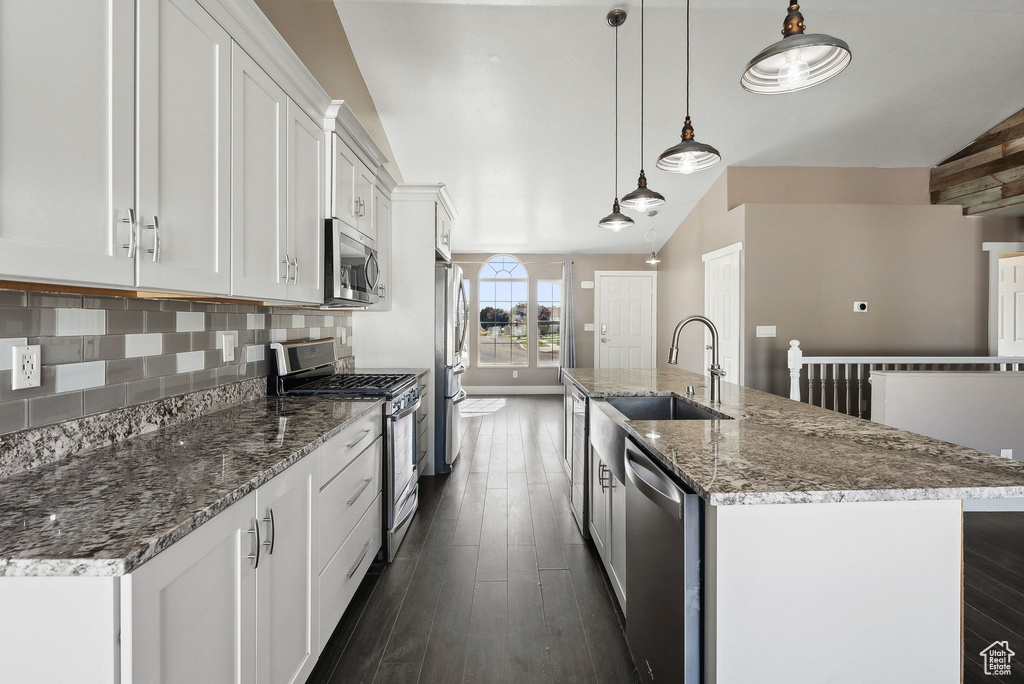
xmin=604 ymin=395 xmax=728 ymax=421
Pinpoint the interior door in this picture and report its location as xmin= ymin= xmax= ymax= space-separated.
xmin=703 ymin=244 xmax=741 ymax=383
xmin=286 ymin=99 xmax=324 ymax=304
xmin=999 ymin=255 xmax=1024 ymax=356
xmin=137 ymin=0 xmax=231 ymax=294
xmin=0 ymin=0 xmax=135 ymax=287
xmin=230 ymin=43 xmax=288 ymax=300
xmin=597 ymin=274 xmax=656 ymax=369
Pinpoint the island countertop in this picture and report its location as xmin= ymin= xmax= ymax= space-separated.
xmin=0 ymin=396 xmax=381 ymax=577
xmin=561 ymin=367 xmax=1024 ymax=506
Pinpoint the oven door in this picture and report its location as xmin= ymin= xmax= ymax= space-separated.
xmin=386 ymin=396 xmax=420 ymax=560
xmin=325 ymin=219 xmax=380 ymax=306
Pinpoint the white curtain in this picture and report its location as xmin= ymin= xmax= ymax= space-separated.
xmin=561 ymin=261 xmax=577 ymax=368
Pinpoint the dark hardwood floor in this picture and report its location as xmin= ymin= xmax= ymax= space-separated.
xmin=309 ymin=395 xmax=637 ymax=684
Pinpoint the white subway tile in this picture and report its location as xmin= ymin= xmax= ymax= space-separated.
xmin=245 ymin=345 xmax=265 ymax=362
xmin=124 ymin=333 xmax=162 ymax=358
xmin=308 ymin=327 xmax=321 ymax=340
xmin=0 ymin=338 xmax=28 ymax=371
xmin=291 ymin=315 xmax=305 ymax=329
xmin=55 ymin=309 xmax=106 ymax=336
xmin=246 ymin=313 xmax=266 ymax=330
xmin=176 ymin=311 xmax=205 ymax=333
xmin=55 ymin=361 xmax=106 ymax=393
xmin=176 ymin=350 xmax=205 ymax=374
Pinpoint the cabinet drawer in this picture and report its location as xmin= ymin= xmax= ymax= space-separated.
xmin=319 ymin=492 xmax=382 ymax=651
xmin=321 ymin=409 xmax=382 ymax=485
xmin=320 ymin=436 xmax=382 ymax=572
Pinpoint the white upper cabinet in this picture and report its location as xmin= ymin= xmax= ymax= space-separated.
xmin=330 ymin=136 xmax=359 ymax=229
xmin=366 ymin=188 xmax=392 ymax=311
xmin=355 ymin=162 xmax=377 ymax=243
xmin=286 ymin=100 xmax=325 ymax=304
xmin=435 ymin=203 xmax=452 ymax=262
xmin=0 ymin=0 xmax=136 ymax=287
xmin=136 ymin=0 xmax=231 ymax=294
xmin=230 ymin=43 xmax=289 ymax=301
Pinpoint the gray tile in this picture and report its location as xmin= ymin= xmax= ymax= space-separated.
xmin=144 ymin=354 xmax=177 ymax=378
xmin=0 ymin=291 xmax=27 ymax=307
xmin=106 ymin=358 xmax=145 ymax=384
xmin=236 ymin=330 xmax=255 ymax=346
xmin=207 ymin=313 xmax=228 ymax=330
xmin=216 ymin=364 xmax=238 ymax=384
xmin=159 ymin=300 xmax=191 ymax=312
xmin=0 ymin=399 xmax=27 ymax=434
xmin=33 ymin=336 xmax=83 ymax=365
xmin=83 ymin=296 xmax=126 ymax=310
xmin=227 ymin=313 xmax=247 ymax=329
xmin=107 ymin=309 xmax=145 ymax=334
xmin=189 ymin=301 xmax=214 ymax=312
xmin=27 ymin=292 xmax=81 ymax=308
xmin=255 ymin=359 xmax=268 ymax=376
xmin=126 ymin=377 xmax=162 ymax=404
xmin=191 ymin=368 xmax=218 ymax=390
xmin=162 ymin=332 xmax=191 ymax=354
xmin=0 ymin=366 xmax=57 ymax=401
xmin=191 ymin=332 xmax=216 ymax=351
xmin=162 ymin=373 xmax=191 ymax=398
xmin=126 ymin=299 xmax=163 ymax=311
xmin=83 ymin=385 xmax=126 ymax=415
xmin=83 ymin=335 xmax=125 ymax=361
xmin=144 ymin=311 xmax=176 ymax=333
xmin=215 ymin=304 xmax=238 ymax=313
xmin=29 ymin=391 xmax=83 ymax=427
xmin=0 ymin=308 xmax=55 ymax=337
xmin=204 ymin=349 xmax=223 ymax=369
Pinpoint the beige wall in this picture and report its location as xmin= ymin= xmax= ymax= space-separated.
xmin=454 ymin=252 xmax=650 ymax=388
xmin=655 ymin=166 xmax=1024 ymax=396
xmin=255 ymin=0 xmax=403 ymax=183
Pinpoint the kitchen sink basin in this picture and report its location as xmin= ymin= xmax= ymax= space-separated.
xmin=604 ymin=395 xmax=728 ymax=421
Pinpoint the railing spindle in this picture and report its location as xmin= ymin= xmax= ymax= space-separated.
xmin=807 ymin=364 xmax=814 ymax=404
xmin=845 ymin=363 xmax=851 ymax=415
xmin=819 ymin=363 xmax=826 ymax=409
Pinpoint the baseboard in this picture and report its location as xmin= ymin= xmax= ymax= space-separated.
xmin=464 ymin=385 xmax=563 ymax=395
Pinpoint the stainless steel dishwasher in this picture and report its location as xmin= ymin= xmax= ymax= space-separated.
xmin=625 ymin=437 xmax=702 ymax=684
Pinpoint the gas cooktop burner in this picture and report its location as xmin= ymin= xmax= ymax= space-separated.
xmin=289 ymin=373 xmax=415 ymax=395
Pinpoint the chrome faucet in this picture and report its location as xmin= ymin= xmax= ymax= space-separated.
xmin=667 ymin=315 xmax=726 ymax=403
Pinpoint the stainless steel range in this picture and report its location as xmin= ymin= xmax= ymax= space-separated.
xmin=268 ymin=338 xmax=420 ymax=561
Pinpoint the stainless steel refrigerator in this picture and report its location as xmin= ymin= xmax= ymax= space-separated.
xmin=434 ymin=262 xmax=469 ymax=473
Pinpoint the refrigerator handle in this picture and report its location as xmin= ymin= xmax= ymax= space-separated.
xmin=456 ymin=279 xmax=469 ymax=357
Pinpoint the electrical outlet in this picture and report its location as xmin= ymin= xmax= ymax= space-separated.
xmin=12 ymin=344 xmax=41 ymax=390
xmin=221 ymin=333 xmax=236 ymax=362
xmin=584 ymin=323 xmax=595 ymax=332
xmin=1001 ymin=449 xmax=1014 ymax=460
xmin=756 ymin=325 xmax=777 ymax=338
xmin=512 ymin=370 xmax=518 ymax=379
xmin=854 ymin=301 xmax=868 ymax=313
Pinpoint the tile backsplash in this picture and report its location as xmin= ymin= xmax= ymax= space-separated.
xmin=0 ymin=290 xmax=353 ymax=435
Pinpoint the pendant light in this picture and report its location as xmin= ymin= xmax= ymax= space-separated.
xmin=644 ymin=210 xmax=661 ymax=265
xmin=620 ymin=0 xmax=665 ymax=211
xmin=598 ymin=9 xmax=635 ymax=232
xmin=740 ymin=2 xmax=851 ymax=94
xmin=657 ymin=0 xmax=721 ymax=175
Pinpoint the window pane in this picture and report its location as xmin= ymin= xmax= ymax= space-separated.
xmin=536 ymin=279 xmax=562 ymax=367
xmin=478 ymin=255 xmax=528 ymax=366
xmin=495 ymin=281 xmax=512 ymax=301
xmin=479 ymin=280 xmax=495 ymax=302
xmin=538 ymin=281 xmax=552 ymax=301
xmin=511 ymin=281 xmax=528 ymax=303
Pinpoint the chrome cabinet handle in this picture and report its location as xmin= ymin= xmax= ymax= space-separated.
xmin=282 ymin=254 xmax=292 ymax=282
xmin=146 ymin=216 xmax=161 ymax=262
xmin=121 ymin=208 xmax=137 ymax=258
xmin=347 ymin=478 xmax=373 ymax=506
xmin=292 ymin=256 xmax=299 ymax=284
xmin=346 ymin=540 xmax=371 ymax=578
xmin=247 ymin=519 xmax=261 ymax=568
xmin=346 ymin=429 xmax=371 ymax=448
xmin=598 ymin=463 xmax=610 ymax=492
xmin=378 ymin=283 xmax=386 ymax=299
xmin=262 ymin=508 xmax=276 ymax=555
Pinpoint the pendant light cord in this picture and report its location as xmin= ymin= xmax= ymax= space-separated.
xmin=640 ymin=0 xmax=645 ymax=169
xmin=685 ymin=0 xmax=690 ymax=117
xmin=614 ymin=20 xmax=619 ymax=199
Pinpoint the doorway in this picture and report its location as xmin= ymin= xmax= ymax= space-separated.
xmin=703 ymin=242 xmax=742 ymax=384
xmin=593 ymin=271 xmax=657 ymax=369
xmin=984 ymin=242 xmax=1024 ymax=356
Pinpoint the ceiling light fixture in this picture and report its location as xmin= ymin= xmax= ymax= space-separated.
xmin=740 ymin=2 xmax=851 ymax=94
xmin=644 ymin=210 xmax=661 ymax=264
xmin=620 ymin=0 xmax=665 ymax=211
xmin=657 ymin=0 xmax=721 ymax=175
xmin=599 ymin=9 xmax=635 ymax=232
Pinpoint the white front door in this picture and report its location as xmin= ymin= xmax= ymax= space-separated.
xmin=999 ymin=255 xmax=1024 ymax=356
xmin=595 ymin=273 xmax=657 ymax=369
xmin=703 ymin=243 xmax=742 ymax=384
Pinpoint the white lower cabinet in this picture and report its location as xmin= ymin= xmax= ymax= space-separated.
xmin=590 ymin=450 xmax=609 ymax=558
xmin=589 ymin=449 xmax=626 ymax=610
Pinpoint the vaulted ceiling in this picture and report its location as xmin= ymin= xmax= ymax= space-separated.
xmin=334 ymin=0 xmax=1024 ymax=253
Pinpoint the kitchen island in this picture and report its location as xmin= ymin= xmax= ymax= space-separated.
xmin=561 ymin=367 xmax=1024 ymax=684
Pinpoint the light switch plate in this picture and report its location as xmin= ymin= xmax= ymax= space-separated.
xmin=512 ymin=370 xmax=518 ymax=379
xmin=756 ymin=325 xmax=777 ymax=338
xmin=221 ymin=333 xmax=236 ymax=362
xmin=1001 ymin=449 xmax=1014 ymax=460
xmin=12 ymin=344 xmax=41 ymax=390
xmin=584 ymin=323 xmax=595 ymax=332
xmin=581 ymin=280 xmax=594 ymax=290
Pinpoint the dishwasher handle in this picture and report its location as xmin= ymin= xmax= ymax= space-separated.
xmin=625 ymin=441 xmax=684 ymax=520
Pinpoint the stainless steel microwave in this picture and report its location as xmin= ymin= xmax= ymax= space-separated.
xmin=323 ymin=218 xmax=380 ymax=308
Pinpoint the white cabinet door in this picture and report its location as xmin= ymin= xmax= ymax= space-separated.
xmin=609 ymin=470 xmax=627 ymax=607
xmin=136 ymin=0 xmax=231 ymax=295
xmin=128 ymin=492 xmax=258 ymax=684
xmin=231 ymin=43 xmax=289 ymax=301
xmin=434 ymin=203 xmax=452 ymax=261
xmin=355 ymin=162 xmax=376 ymax=242
xmin=0 ymin=0 xmax=135 ymax=287
xmin=331 ymin=136 xmax=358 ymax=228
xmin=256 ymin=454 xmax=319 ymax=684
xmin=589 ymin=451 xmax=609 ymax=560
xmin=286 ymin=100 xmax=324 ymax=304
xmin=366 ymin=188 xmax=392 ymax=311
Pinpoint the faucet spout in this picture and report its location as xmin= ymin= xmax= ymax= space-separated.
xmin=666 ymin=314 xmax=725 ymax=403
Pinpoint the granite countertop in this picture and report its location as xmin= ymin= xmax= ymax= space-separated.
xmin=562 ymin=367 xmax=1024 ymax=506
xmin=0 ymin=396 xmax=381 ymax=577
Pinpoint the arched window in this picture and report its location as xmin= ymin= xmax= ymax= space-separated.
xmin=478 ymin=255 xmax=528 ymax=366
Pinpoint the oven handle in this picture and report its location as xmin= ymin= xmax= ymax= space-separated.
xmin=393 ymin=485 xmax=418 ymax=529
xmin=390 ymin=397 xmax=422 ymax=422
xmin=366 ymin=252 xmax=380 ymax=290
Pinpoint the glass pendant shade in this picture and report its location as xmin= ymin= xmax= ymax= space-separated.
xmin=598 ymin=200 xmax=635 ymax=232
xmin=620 ymin=170 xmax=665 ymax=210
xmin=657 ymin=117 xmax=721 ymax=174
xmin=645 ymin=252 xmax=661 ymax=265
xmin=741 ymin=3 xmax=851 ymax=94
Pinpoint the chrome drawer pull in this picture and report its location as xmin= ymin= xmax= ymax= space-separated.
xmin=247 ymin=519 xmax=261 ymax=569
xmin=146 ymin=215 xmax=160 ymax=262
xmin=346 ymin=540 xmax=371 ymax=578
xmin=121 ymin=208 xmax=137 ymax=257
xmin=346 ymin=429 xmax=371 ymax=448
xmin=347 ymin=478 xmax=372 ymax=505
xmin=262 ymin=508 xmax=276 ymax=555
